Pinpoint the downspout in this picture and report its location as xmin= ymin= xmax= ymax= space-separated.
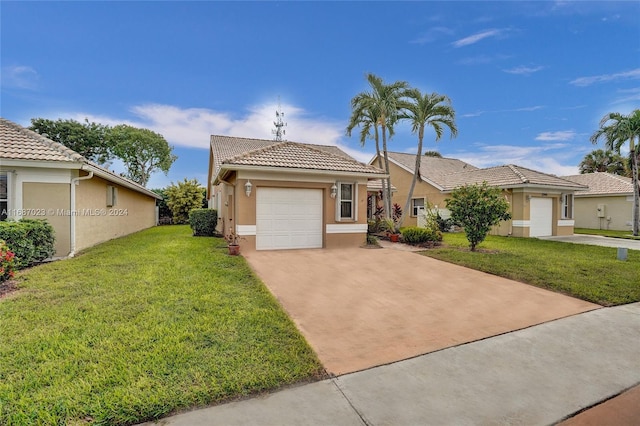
xmin=69 ymin=168 xmax=94 ymax=257
xmin=218 ymin=179 xmax=235 ymax=236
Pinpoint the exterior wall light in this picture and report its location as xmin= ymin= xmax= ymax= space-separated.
xmin=245 ymin=180 xmax=252 ymax=197
xmin=330 ymin=183 xmax=337 ymax=199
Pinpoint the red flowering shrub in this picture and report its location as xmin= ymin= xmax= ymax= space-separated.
xmin=0 ymin=240 xmax=16 ymax=282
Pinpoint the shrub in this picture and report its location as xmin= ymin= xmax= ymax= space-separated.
xmin=401 ymin=226 xmax=442 ymax=245
xmin=189 ymin=209 xmax=218 ymax=236
xmin=165 ymin=179 xmax=205 ymax=225
xmin=0 ymin=240 xmax=16 ymax=282
xmin=0 ymin=219 xmax=55 ymax=269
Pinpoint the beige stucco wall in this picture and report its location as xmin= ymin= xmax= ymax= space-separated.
xmin=74 ymin=174 xmax=157 ymax=252
xmin=22 ymin=182 xmax=72 ymax=257
xmin=216 ymin=170 xmax=371 ymax=251
xmin=573 ymin=195 xmax=633 ymax=231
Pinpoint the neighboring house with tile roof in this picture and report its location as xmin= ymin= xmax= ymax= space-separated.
xmin=374 ymin=151 xmax=587 ymax=237
xmin=562 ymin=172 xmax=634 ymax=231
xmin=0 ymin=117 xmax=161 ymax=258
xmin=208 ymin=135 xmax=387 ymax=250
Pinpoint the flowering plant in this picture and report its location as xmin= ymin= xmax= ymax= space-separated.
xmin=0 ymin=240 xmax=16 ymax=283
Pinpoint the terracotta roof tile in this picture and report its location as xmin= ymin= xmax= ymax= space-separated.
xmin=211 ymin=135 xmax=384 ymax=177
xmin=562 ymin=172 xmax=634 ymax=196
xmin=0 ymin=117 xmax=86 ymax=162
xmin=387 ymin=152 xmax=477 ymax=189
xmin=441 ymin=164 xmax=587 ymax=191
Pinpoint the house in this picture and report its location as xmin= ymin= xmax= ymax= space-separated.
xmin=0 ymin=117 xmax=161 ymax=257
xmin=207 ymin=135 xmax=387 ymax=251
xmin=562 ymin=172 xmax=634 ymax=231
xmin=375 ymin=152 xmax=587 ymax=237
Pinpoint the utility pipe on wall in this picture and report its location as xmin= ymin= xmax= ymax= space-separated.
xmin=69 ymin=168 xmax=94 ymax=257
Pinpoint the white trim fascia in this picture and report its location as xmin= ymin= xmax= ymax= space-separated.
xmin=216 ymin=164 xmax=386 ymax=183
xmin=0 ymin=158 xmax=82 ymax=170
xmin=326 ymin=223 xmax=368 ymax=234
xmin=236 ymin=225 xmax=257 ymax=236
xmin=512 ymin=220 xmax=530 ymax=228
xmin=558 ymin=220 xmax=575 ymax=227
xmin=574 ymin=193 xmax=633 ymax=198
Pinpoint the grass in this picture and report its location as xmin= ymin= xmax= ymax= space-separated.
xmin=421 ymin=232 xmax=640 ymax=306
xmin=575 ymin=227 xmax=640 ymax=240
xmin=0 ymin=225 xmax=323 ymax=425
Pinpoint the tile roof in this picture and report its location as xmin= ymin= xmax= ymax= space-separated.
xmin=440 ymin=164 xmax=587 ymax=191
xmin=562 ymin=172 xmax=634 ymax=196
xmin=210 ymin=135 xmax=384 ymax=177
xmin=0 ymin=117 xmax=86 ymax=162
xmin=387 ymin=152 xmax=478 ymax=189
xmin=0 ymin=118 xmax=160 ymax=199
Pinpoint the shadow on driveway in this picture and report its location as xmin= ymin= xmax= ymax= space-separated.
xmin=244 ymin=247 xmax=599 ymax=376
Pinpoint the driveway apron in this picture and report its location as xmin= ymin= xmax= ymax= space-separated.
xmin=243 ymin=247 xmax=598 ymax=375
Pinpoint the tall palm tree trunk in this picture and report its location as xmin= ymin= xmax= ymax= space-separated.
xmin=399 ymin=127 xmax=424 ymax=227
xmin=631 ymin=140 xmax=639 ymax=236
xmin=381 ymin=124 xmax=392 ymax=219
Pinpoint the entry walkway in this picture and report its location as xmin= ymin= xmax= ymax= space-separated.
xmin=143 ymin=303 xmax=640 ymax=425
xmin=539 ymin=234 xmax=640 ymax=250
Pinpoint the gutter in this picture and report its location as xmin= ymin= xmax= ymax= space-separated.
xmin=69 ymin=167 xmax=94 ymax=257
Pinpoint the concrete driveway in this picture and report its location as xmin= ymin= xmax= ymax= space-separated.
xmin=244 ymin=247 xmax=598 ymax=375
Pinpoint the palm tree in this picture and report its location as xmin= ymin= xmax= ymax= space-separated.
xmin=579 ymin=149 xmax=629 ymax=176
xmin=346 ymin=73 xmax=409 ymax=217
xmin=590 ymin=109 xmax=640 ymax=235
xmin=398 ymin=89 xmax=458 ymax=227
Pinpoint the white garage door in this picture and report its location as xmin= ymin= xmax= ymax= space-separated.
xmin=256 ymin=188 xmax=323 ymax=250
xmin=530 ymin=197 xmax=553 ymax=237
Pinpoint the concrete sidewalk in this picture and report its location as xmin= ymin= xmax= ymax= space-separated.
xmin=143 ymin=303 xmax=640 ymax=426
xmin=539 ymin=234 xmax=640 ymax=251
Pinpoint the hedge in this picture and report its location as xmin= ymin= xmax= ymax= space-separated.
xmin=401 ymin=226 xmax=443 ymax=245
xmin=0 ymin=219 xmax=56 ymax=269
xmin=189 ymin=209 xmax=218 ymax=236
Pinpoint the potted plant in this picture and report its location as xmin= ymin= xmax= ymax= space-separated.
xmin=224 ymin=228 xmax=243 ymax=255
xmin=383 ymin=218 xmax=401 ymax=242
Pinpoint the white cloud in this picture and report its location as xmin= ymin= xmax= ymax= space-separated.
xmin=67 ymin=102 xmax=374 ymax=163
xmin=613 ymin=88 xmax=640 ymax=104
xmin=453 ymin=143 xmax=580 ymax=176
xmin=1 ymin=65 xmax=39 ymax=90
xmin=534 ymin=130 xmax=576 ymax=141
xmin=570 ymin=68 xmax=640 ymax=87
xmin=452 ymin=29 xmax=504 ymax=48
xmin=503 ymin=65 xmax=545 ymax=75
xmin=410 ymin=26 xmax=454 ymax=44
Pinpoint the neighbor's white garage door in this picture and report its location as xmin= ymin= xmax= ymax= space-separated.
xmin=530 ymin=197 xmax=553 ymax=237
xmin=256 ymin=188 xmax=323 ymax=250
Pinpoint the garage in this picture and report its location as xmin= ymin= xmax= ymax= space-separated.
xmin=256 ymin=187 xmax=323 ymax=250
xmin=530 ymin=197 xmax=553 ymax=237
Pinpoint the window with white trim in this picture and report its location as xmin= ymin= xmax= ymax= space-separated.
xmin=0 ymin=172 xmax=8 ymax=221
xmin=336 ymin=182 xmax=356 ymax=221
xmin=411 ymin=198 xmax=425 ymax=217
xmin=561 ymin=193 xmax=573 ymax=219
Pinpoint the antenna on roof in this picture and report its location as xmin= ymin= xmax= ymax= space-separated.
xmin=272 ymin=97 xmax=287 ymax=141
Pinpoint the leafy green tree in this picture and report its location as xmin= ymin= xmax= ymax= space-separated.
xmin=108 ymin=125 xmax=177 ymax=187
xmin=398 ymin=89 xmax=457 ymax=226
xmin=29 ymin=118 xmax=112 ymax=163
xmin=446 ymin=182 xmax=511 ymax=251
xmin=151 ymin=188 xmax=172 ymax=221
xmin=579 ymin=149 xmax=629 ymax=176
xmin=165 ymin=179 xmax=205 ymax=225
xmin=423 ymin=150 xmax=443 ymax=158
xmin=590 ymin=110 xmax=640 ymax=235
xmin=347 ymin=73 xmax=409 ymax=218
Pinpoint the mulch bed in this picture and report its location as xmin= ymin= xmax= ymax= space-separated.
xmin=0 ymin=280 xmax=19 ymax=299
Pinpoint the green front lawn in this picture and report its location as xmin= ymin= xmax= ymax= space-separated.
xmin=575 ymin=227 xmax=640 ymax=240
xmin=422 ymin=233 xmax=640 ymax=306
xmin=0 ymin=226 xmax=323 ymax=425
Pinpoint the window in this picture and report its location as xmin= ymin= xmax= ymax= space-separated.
xmin=561 ymin=193 xmax=573 ymax=219
xmin=106 ymin=185 xmax=118 ymax=207
xmin=337 ymin=182 xmax=356 ymax=220
xmin=411 ymin=198 xmax=425 ymax=217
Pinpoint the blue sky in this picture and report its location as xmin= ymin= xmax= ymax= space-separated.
xmin=2 ymin=1 xmax=639 ymax=189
